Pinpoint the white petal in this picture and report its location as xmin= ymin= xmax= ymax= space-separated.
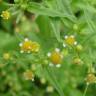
xmin=20 ymin=50 xmax=24 ymax=53
xmin=32 ymin=78 xmax=34 ymax=81
xmin=64 ymin=35 xmax=68 ymax=39
xmin=74 ymin=41 xmax=77 ymax=45
xmin=55 ymin=48 xmax=60 ymax=52
xmin=24 ymin=38 xmax=29 ymax=42
xmin=56 ymin=64 xmax=61 ymax=68
xmin=19 ymin=43 xmax=22 ymax=47
xmin=49 ymin=63 xmax=54 ymax=67
xmin=47 ymin=52 xmax=51 ymax=57
xmin=70 ymin=35 xmax=74 ymax=38
xmin=63 ymin=43 xmax=66 ymax=47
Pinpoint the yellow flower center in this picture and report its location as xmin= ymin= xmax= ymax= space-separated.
xmin=50 ymin=51 xmax=62 ymax=64
xmin=65 ymin=36 xmax=76 ymax=45
xmin=21 ymin=40 xmax=33 ymax=52
xmin=1 ymin=11 xmax=10 ymax=20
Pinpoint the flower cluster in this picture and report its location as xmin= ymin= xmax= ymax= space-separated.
xmin=47 ymin=48 xmax=63 ymax=68
xmin=63 ymin=35 xmax=77 ymax=47
xmin=19 ymin=38 xmax=40 ymax=53
xmin=1 ymin=10 xmax=10 ymax=20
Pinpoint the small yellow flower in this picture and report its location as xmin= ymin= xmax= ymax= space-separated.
xmin=24 ymin=70 xmax=34 ymax=81
xmin=85 ymin=73 xmax=96 ymax=84
xmin=1 ymin=10 xmax=10 ymax=20
xmin=3 ymin=53 xmax=10 ymax=60
xmin=19 ymin=38 xmax=40 ymax=53
xmin=64 ymin=35 xmax=77 ymax=46
xmin=47 ymin=48 xmax=63 ymax=68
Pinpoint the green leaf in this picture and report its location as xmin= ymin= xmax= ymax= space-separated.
xmin=36 ymin=16 xmax=52 ymax=38
xmin=43 ymin=0 xmax=76 ymax=22
xmin=50 ymin=18 xmax=61 ymax=42
xmin=82 ymin=9 xmax=96 ymax=44
xmin=26 ymin=2 xmax=76 ymax=22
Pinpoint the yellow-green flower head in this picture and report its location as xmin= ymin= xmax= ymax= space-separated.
xmin=85 ymin=73 xmax=96 ymax=84
xmin=47 ymin=48 xmax=63 ymax=68
xmin=64 ymin=35 xmax=77 ymax=46
xmin=1 ymin=10 xmax=10 ymax=20
xmin=24 ymin=70 xmax=34 ymax=81
xmin=19 ymin=38 xmax=40 ymax=53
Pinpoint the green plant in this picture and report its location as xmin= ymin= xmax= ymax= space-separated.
xmin=0 ymin=0 xmax=96 ymax=96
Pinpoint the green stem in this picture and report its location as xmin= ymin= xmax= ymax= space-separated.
xmin=83 ymin=84 xmax=89 ymax=96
